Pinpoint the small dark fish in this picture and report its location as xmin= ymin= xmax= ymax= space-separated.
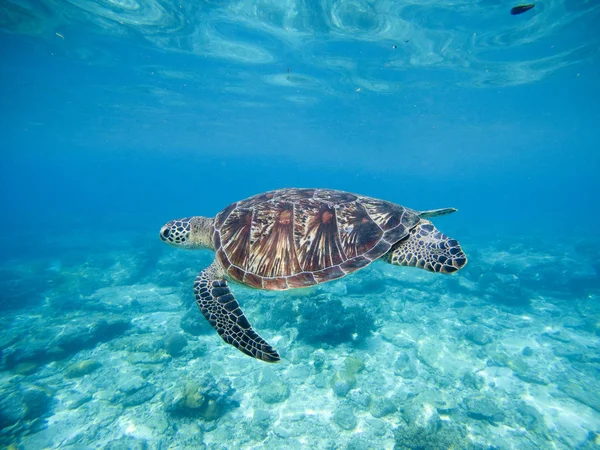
xmin=511 ymin=4 xmax=535 ymax=15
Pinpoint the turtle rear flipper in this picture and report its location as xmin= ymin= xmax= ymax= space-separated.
xmin=195 ymin=262 xmax=280 ymax=362
xmin=419 ymin=207 xmax=457 ymax=219
xmin=385 ymin=220 xmax=467 ymax=274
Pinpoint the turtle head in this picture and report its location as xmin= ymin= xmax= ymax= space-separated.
xmin=160 ymin=216 xmax=214 ymax=250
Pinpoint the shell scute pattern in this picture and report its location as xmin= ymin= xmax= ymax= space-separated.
xmin=214 ymin=202 xmax=237 ymax=229
xmin=334 ymin=200 xmax=383 ymax=258
xmin=294 ymin=199 xmax=346 ymax=271
xmin=247 ymin=201 xmax=301 ymax=277
xmin=356 ymin=196 xmax=409 ymax=232
xmin=213 ymin=188 xmax=419 ymax=290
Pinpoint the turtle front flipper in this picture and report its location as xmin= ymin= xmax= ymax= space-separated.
xmin=194 ymin=262 xmax=280 ymax=362
xmin=386 ymin=220 xmax=467 ymax=274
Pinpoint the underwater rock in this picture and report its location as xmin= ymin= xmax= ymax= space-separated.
xmin=272 ymin=426 xmax=294 ymax=439
xmin=24 ymin=387 xmax=51 ymax=419
xmin=553 ymin=346 xmax=600 ymax=364
xmin=462 ymin=371 xmax=485 ymax=390
xmin=288 ymin=364 xmax=311 ymax=380
xmin=163 ymin=333 xmax=188 ymax=357
xmin=252 ymin=409 xmax=273 ymax=430
xmin=104 ymin=435 xmax=148 ymax=450
xmin=478 ymin=270 xmax=530 ymax=306
xmin=110 ymin=373 xmax=158 ymax=407
xmin=493 ymin=274 xmax=528 ymax=306
xmin=402 ymin=400 xmax=441 ymax=433
xmin=118 ymin=374 xmax=147 ymax=395
xmin=0 ymin=335 xmax=24 ymax=353
xmin=258 ymin=293 xmax=300 ymax=329
xmin=515 ymin=402 xmax=546 ymax=437
xmin=126 ymin=351 xmax=170 ymax=365
xmin=164 ymin=375 xmax=237 ymax=420
xmin=394 ymin=353 xmax=418 ymax=379
xmin=165 ymin=382 xmax=206 ymax=417
xmin=366 ymin=417 xmax=392 ymax=438
xmin=64 ymin=359 xmax=102 ymax=378
xmin=179 ymin=383 xmax=205 ymax=409
xmin=463 ymin=396 xmax=505 ymax=423
xmin=87 ymin=284 xmax=181 ymax=313
xmin=344 ymin=356 xmax=365 ymax=374
xmin=370 ymin=396 xmax=398 ymax=418
xmin=180 ymin=305 xmax=213 ymax=336
xmin=290 ymin=346 xmax=311 ymax=364
xmin=329 ymin=356 xmax=366 ymax=395
xmin=478 ymin=272 xmax=498 ymax=290
xmin=456 ymin=277 xmax=477 ymax=293
xmin=245 ymin=409 xmax=273 ymax=441
xmin=312 ymin=350 xmax=328 ymax=373
xmin=333 ymin=404 xmax=357 ymax=430
xmin=393 ymin=422 xmax=467 ymax=450
xmin=417 ymin=339 xmax=442 ymax=368
xmin=562 ymin=316 xmax=584 ymax=329
xmin=278 ymin=413 xmax=328 ymax=442
xmin=15 ymin=427 xmax=56 ymax=449
xmin=53 ymin=319 xmax=131 ymax=355
xmin=258 ymin=379 xmax=290 ymax=404
xmin=558 ymin=382 xmax=600 ymax=413
xmin=345 ymin=434 xmax=384 ymax=450
xmin=380 ymin=325 xmax=419 ymax=349
xmin=399 ymin=364 xmax=418 ymax=379
xmin=331 ymin=370 xmax=357 ymax=398
xmin=122 ymin=384 xmax=158 ymax=407
xmin=522 ymin=346 xmax=534 ymax=357
xmin=486 ymin=350 xmax=511 ymax=367
xmin=63 ymin=391 xmax=92 ymax=410
xmin=543 ymin=329 xmax=571 ymax=344
xmin=314 ymin=372 xmax=328 ymax=389
xmin=514 ymin=370 xmax=549 ymax=386
xmin=3 ymin=384 xmax=55 ymax=424
xmin=13 ymin=361 xmax=41 ymax=376
xmin=503 ymin=355 xmax=537 ymax=378
xmin=567 ymin=271 xmax=600 ymax=296
xmin=0 ymin=391 xmax=27 ymax=428
xmin=583 ymin=317 xmax=600 ymax=336
xmin=464 ymin=327 xmax=492 ymax=346
xmin=2 ymin=338 xmax=53 ymax=370
xmin=189 ymin=343 xmax=207 ymax=359
xmin=297 ymin=297 xmax=376 ymax=345
xmin=347 ymin=389 xmax=372 ymax=410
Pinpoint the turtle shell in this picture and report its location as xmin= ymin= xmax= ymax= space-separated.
xmin=212 ymin=188 xmax=420 ymax=290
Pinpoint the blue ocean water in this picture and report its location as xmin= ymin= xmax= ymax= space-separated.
xmin=1 ymin=1 xmax=599 ymax=448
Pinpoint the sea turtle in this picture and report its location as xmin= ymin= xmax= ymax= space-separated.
xmin=160 ymin=188 xmax=467 ymax=362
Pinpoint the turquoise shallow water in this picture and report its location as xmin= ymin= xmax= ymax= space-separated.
xmin=1 ymin=228 xmax=599 ymax=448
xmin=1 ymin=1 xmax=600 ymax=449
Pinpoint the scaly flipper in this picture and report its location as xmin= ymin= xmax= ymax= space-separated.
xmin=418 ymin=207 xmax=457 ymax=219
xmin=386 ymin=220 xmax=467 ymax=273
xmin=194 ymin=262 xmax=280 ymax=362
